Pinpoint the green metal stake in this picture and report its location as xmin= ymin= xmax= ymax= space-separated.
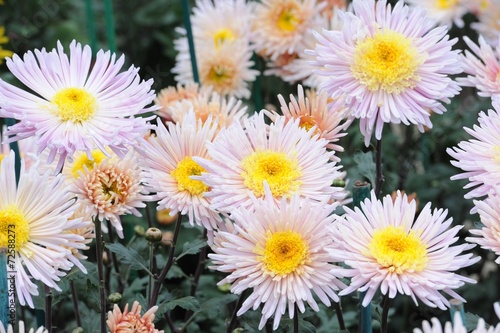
xmin=182 ymin=0 xmax=200 ymax=84
xmin=449 ymin=299 xmax=465 ymax=327
xmin=104 ymin=0 xmax=116 ymax=53
xmin=352 ymin=181 xmax=372 ymax=333
xmin=84 ymin=0 xmax=97 ymax=53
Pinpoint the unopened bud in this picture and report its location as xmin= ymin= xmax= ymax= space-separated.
xmin=134 ymin=225 xmax=145 ymax=237
xmin=157 ymin=209 xmax=178 ymax=225
xmin=161 ymin=231 xmax=174 ymax=246
xmin=102 ymin=251 xmax=108 ymax=265
xmin=108 ymin=292 xmax=122 ymax=304
xmin=331 ymin=179 xmax=345 ymax=187
xmin=72 ymin=328 xmax=84 ymax=333
xmin=145 ymin=227 xmax=163 ymax=243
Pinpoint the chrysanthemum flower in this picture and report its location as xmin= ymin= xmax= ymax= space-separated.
xmin=209 ymin=189 xmax=347 ymax=330
xmin=312 ymin=0 xmax=462 ymax=145
xmin=0 ymin=321 xmax=47 ymax=333
xmin=467 ymin=191 xmax=500 ymax=264
xmin=136 ymin=110 xmax=221 ymax=230
xmin=70 ymin=150 xmax=151 ymax=238
xmin=406 ymin=0 xmax=468 ymax=28
xmin=0 ymin=152 xmax=90 ymax=308
xmin=265 ymin=85 xmax=351 ymax=161
xmin=458 ymin=36 xmax=500 ymax=98
xmin=251 ymin=0 xmax=321 ymax=61
xmin=0 ymin=40 xmax=156 ymax=171
xmin=167 ymin=91 xmax=248 ymax=129
xmin=154 ymin=82 xmax=211 ymax=122
xmin=447 ymin=100 xmax=500 ymax=200
xmin=107 ymin=301 xmax=164 ymax=333
xmin=414 ymin=303 xmax=500 ymax=333
xmin=331 ymin=191 xmax=479 ymax=309
xmin=471 ymin=0 xmax=500 ymax=46
xmin=195 ymin=111 xmax=347 ymax=213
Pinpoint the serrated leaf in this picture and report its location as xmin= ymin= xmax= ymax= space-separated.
xmin=200 ymin=294 xmax=238 ymax=319
xmin=166 ymin=265 xmax=185 ymax=279
xmin=106 ymin=243 xmax=152 ymax=275
xmin=162 ymin=296 xmax=200 ymax=313
xmin=353 ymin=151 xmax=376 ymax=187
xmin=177 ymin=238 xmax=206 ymax=260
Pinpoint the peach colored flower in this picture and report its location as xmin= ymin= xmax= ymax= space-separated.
xmin=107 ymin=301 xmax=164 ymax=333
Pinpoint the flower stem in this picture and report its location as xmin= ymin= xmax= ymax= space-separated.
xmin=380 ymin=295 xmax=392 ymax=333
xmin=226 ymin=291 xmax=246 ymax=333
xmin=70 ymin=280 xmax=82 ymax=327
xmin=95 ymin=219 xmax=107 ymax=333
xmin=375 ymin=138 xmax=385 ymax=198
xmin=44 ymin=285 xmax=52 ymax=333
xmin=293 ymin=304 xmax=299 ymax=333
xmin=106 ymin=221 xmax=124 ymax=293
xmin=147 ymin=242 xmax=155 ymax=305
xmin=148 ymin=214 xmax=183 ymax=308
xmin=333 ymin=300 xmax=346 ymax=330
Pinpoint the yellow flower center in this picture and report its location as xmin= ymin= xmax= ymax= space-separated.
xmin=351 ymin=30 xmax=423 ymax=94
xmin=207 ymin=64 xmax=234 ymax=85
xmin=0 ymin=154 xmax=4 ymax=164
xmin=0 ymin=205 xmax=30 ymax=251
xmin=71 ymin=150 xmax=107 ymax=178
xmin=368 ymin=226 xmax=428 ymax=274
xmin=436 ymin=0 xmax=458 ymax=9
xmin=277 ymin=6 xmax=299 ymax=32
xmin=262 ymin=231 xmax=308 ymax=276
xmin=171 ymin=156 xmax=208 ymax=195
xmin=241 ymin=150 xmax=302 ymax=197
xmin=213 ymin=28 xmax=235 ymax=49
xmin=52 ymin=87 xmax=97 ymax=122
xmin=299 ymin=115 xmax=317 ymax=132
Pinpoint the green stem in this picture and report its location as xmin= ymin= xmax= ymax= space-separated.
xmin=44 ymin=285 xmax=52 ymax=333
xmin=181 ymin=0 xmax=199 ymax=83
xmin=375 ymin=138 xmax=385 ymax=198
xmin=293 ymin=304 xmax=299 ymax=333
xmin=147 ymin=242 xmax=154 ymax=305
xmin=70 ymin=280 xmax=82 ymax=327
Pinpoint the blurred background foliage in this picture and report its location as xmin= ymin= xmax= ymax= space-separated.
xmin=1 ymin=0 xmax=499 ymax=332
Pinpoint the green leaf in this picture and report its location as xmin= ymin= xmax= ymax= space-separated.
xmin=162 ymin=296 xmax=201 ymax=313
xmin=464 ymin=312 xmax=490 ymax=331
xmin=353 ymin=151 xmax=376 ymax=187
xmin=105 ymin=242 xmax=152 ymax=275
xmin=177 ymin=238 xmax=207 ymax=260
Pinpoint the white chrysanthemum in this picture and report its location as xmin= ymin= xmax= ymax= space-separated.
xmin=195 ymin=111 xmax=348 ymax=213
xmin=467 ymin=191 xmax=500 ymax=263
xmin=471 ymin=0 xmax=500 ymax=47
xmin=312 ymin=0 xmax=462 ymax=145
xmin=251 ymin=0 xmax=321 ymax=61
xmin=447 ymin=100 xmax=500 ymax=200
xmin=172 ymin=37 xmax=258 ymax=99
xmin=457 ymin=36 xmax=500 ymax=98
xmin=0 ymin=152 xmax=90 ymax=308
xmin=167 ymin=91 xmax=248 ymax=130
xmin=406 ymin=0 xmax=468 ymax=28
xmin=209 ymin=189 xmax=347 ymax=330
xmin=265 ymin=85 xmax=351 ymax=162
xmin=192 ymin=0 xmax=254 ymax=49
xmin=414 ymin=303 xmax=500 ymax=333
xmin=0 ymin=40 xmax=156 ymax=171
xmin=70 ymin=150 xmax=151 ymax=238
xmin=136 ymin=111 xmax=221 ymax=230
xmin=0 ymin=321 xmax=47 ymax=333
xmin=331 ymin=191 xmax=479 ymax=309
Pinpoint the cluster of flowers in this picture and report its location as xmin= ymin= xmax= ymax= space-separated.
xmin=1 ymin=0 xmax=500 ymax=331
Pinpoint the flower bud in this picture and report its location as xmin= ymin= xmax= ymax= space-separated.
xmin=134 ymin=225 xmax=145 ymax=237
xmin=145 ymin=227 xmax=163 ymax=243
xmin=156 ymin=209 xmax=178 ymax=225
xmin=108 ymin=292 xmax=122 ymax=304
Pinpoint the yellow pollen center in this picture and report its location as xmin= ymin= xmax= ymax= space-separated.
xmin=213 ymin=28 xmax=235 ymax=49
xmin=171 ymin=156 xmax=208 ymax=195
xmin=277 ymin=7 xmax=299 ymax=32
xmin=351 ymin=30 xmax=423 ymax=94
xmin=262 ymin=231 xmax=308 ymax=276
xmin=241 ymin=150 xmax=302 ymax=197
xmin=207 ymin=64 xmax=234 ymax=84
xmin=436 ymin=0 xmax=459 ymax=9
xmin=52 ymin=87 xmax=97 ymax=122
xmin=368 ymin=226 xmax=428 ymax=274
xmin=0 ymin=205 xmax=30 ymax=251
xmin=299 ymin=115 xmax=317 ymax=132
xmin=0 ymin=154 xmax=4 ymax=164
xmin=71 ymin=150 xmax=107 ymax=178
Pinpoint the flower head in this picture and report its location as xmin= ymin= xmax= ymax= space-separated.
xmin=0 ymin=40 xmax=156 ymax=171
xmin=331 ymin=191 xmax=479 ymax=309
xmin=447 ymin=100 xmax=500 ymax=200
xmin=0 ymin=152 xmax=90 ymax=308
xmin=154 ymin=82 xmax=211 ymax=122
xmin=70 ymin=150 xmax=151 ymax=238
xmin=471 ymin=0 xmax=500 ymax=46
xmin=312 ymin=0 xmax=462 ymax=145
xmin=406 ymin=0 xmax=468 ymax=28
xmin=137 ymin=110 xmax=221 ymax=230
xmin=107 ymin=301 xmax=164 ymax=333
xmin=195 ymin=111 xmax=348 ymax=213
xmin=0 ymin=321 xmax=47 ymax=333
xmin=209 ymin=189 xmax=347 ymax=330
xmin=266 ymin=85 xmax=351 ymax=161
xmin=458 ymin=36 xmax=500 ymax=98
